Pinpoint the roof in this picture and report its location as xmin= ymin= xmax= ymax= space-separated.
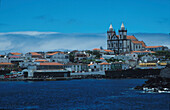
xmin=139 ymin=41 xmax=146 ymax=47
xmin=0 ymin=62 xmax=14 ymax=65
xmin=100 ymin=57 xmax=104 ymax=60
xmin=115 ymin=35 xmax=137 ymax=40
xmin=10 ymin=52 xmax=22 ymax=55
xmin=127 ymin=36 xmax=137 ymax=40
xmin=104 ymin=49 xmax=114 ymax=52
xmin=9 ymin=56 xmax=20 ymax=58
xmin=88 ymin=64 xmax=94 ymax=66
xmin=132 ymin=51 xmax=155 ymax=53
xmin=30 ymin=52 xmax=41 ymax=56
xmin=39 ymin=62 xmax=63 ymax=66
xmin=34 ymin=59 xmax=48 ymax=62
xmin=145 ymin=46 xmax=163 ymax=48
xmin=100 ymin=62 xmax=110 ymax=65
xmin=93 ymin=48 xmax=101 ymax=51
xmin=132 ymin=41 xmax=142 ymax=44
xmin=47 ymin=52 xmax=64 ymax=56
xmin=128 ymin=59 xmax=136 ymax=61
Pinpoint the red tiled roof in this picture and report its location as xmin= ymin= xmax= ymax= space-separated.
xmin=100 ymin=62 xmax=110 ymax=65
xmin=139 ymin=41 xmax=146 ymax=47
xmin=100 ymin=57 xmax=104 ymax=60
xmin=104 ymin=49 xmax=114 ymax=52
xmin=47 ymin=52 xmax=64 ymax=56
xmin=145 ymin=46 xmax=163 ymax=48
xmin=127 ymin=36 xmax=137 ymax=40
xmin=10 ymin=52 xmax=22 ymax=55
xmin=88 ymin=64 xmax=94 ymax=66
xmin=132 ymin=51 xmax=155 ymax=53
xmin=0 ymin=62 xmax=14 ymax=65
xmin=93 ymin=48 xmax=101 ymax=51
xmin=115 ymin=35 xmax=137 ymax=40
xmin=39 ymin=62 xmax=63 ymax=66
xmin=132 ymin=41 xmax=142 ymax=44
xmin=35 ymin=59 xmax=48 ymax=62
xmin=30 ymin=52 xmax=41 ymax=56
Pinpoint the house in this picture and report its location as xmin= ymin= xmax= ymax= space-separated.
xmin=0 ymin=55 xmax=8 ymax=63
xmin=140 ymin=55 xmax=158 ymax=62
xmin=0 ymin=62 xmax=15 ymax=70
xmin=8 ymin=52 xmax=25 ymax=64
xmin=145 ymin=46 xmax=168 ymax=51
xmin=99 ymin=62 xmax=111 ymax=71
xmin=111 ymin=62 xmax=129 ymax=70
xmin=88 ymin=63 xmax=100 ymax=72
xmin=74 ymin=51 xmax=88 ymax=62
xmin=8 ymin=52 xmax=23 ymax=57
xmin=64 ymin=63 xmax=88 ymax=73
xmin=125 ymin=59 xmax=137 ymax=68
xmin=46 ymin=52 xmax=69 ymax=63
xmin=25 ymin=52 xmax=43 ymax=60
xmin=103 ymin=49 xmax=114 ymax=55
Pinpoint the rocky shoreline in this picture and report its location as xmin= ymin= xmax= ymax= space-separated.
xmin=135 ymin=65 xmax=170 ymax=93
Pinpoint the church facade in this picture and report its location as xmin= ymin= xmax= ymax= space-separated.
xmin=107 ymin=23 xmax=146 ymax=54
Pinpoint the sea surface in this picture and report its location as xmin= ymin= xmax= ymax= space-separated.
xmin=0 ymin=79 xmax=170 ymax=110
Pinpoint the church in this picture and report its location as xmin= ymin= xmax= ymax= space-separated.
xmin=107 ymin=23 xmax=146 ymax=54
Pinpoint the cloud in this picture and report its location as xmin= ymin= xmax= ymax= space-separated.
xmin=0 ymin=31 xmax=59 ymax=36
xmin=0 ymin=32 xmax=169 ymax=53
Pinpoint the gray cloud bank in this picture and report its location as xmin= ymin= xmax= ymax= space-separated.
xmin=0 ymin=31 xmax=169 ymax=53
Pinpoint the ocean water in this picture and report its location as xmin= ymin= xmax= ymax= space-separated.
xmin=0 ymin=79 xmax=169 ymax=110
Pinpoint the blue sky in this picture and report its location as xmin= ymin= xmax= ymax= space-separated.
xmin=0 ymin=0 xmax=170 ymax=53
xmin=0 ymin=0 xmax=170 ymax=33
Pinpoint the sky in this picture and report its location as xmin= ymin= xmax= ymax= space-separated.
xmin=0 ymin=0 xmax=170 ymax=53
xmin=0 ymin=0 xmax=170 ymax=33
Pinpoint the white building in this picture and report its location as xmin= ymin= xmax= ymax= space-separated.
xmin=64 ymin=63 xmax=88 ymax=73
xmin=46 ymin=52 xmax=69 ymax=64
xmin=140 ymin=55 xmax=158 ymax=62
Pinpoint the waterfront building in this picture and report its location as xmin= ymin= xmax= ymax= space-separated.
xmin=64 ymin=63 xmax=88 ymax=73
xmin=0 ymin=62 xmax=15 ymax=70
xmin=88 ymin=63 xmax=100 ymax=72
xmin=99 ymin=62 xmax=111 ymax=71
xmin=21 ymin=63 xmax=70 ymax=78
xmin=111 ymin=62 xmax=129 ymax=70
xmin=36 ymin=62 xmax=64 ymax=70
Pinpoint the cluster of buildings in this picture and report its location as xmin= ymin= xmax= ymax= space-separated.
xmin=0 ymin=23 xmax=169 ymax=78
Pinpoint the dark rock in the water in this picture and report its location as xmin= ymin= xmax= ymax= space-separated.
xmin=135 ymin=65 xmax=170 ymax=93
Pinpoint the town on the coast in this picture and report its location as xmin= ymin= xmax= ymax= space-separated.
xmin=0 ymin=23 xmax=170 ymax=82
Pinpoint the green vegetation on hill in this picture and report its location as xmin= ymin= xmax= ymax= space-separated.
xmin=153 ymin=51 xmax=170 ymax=59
